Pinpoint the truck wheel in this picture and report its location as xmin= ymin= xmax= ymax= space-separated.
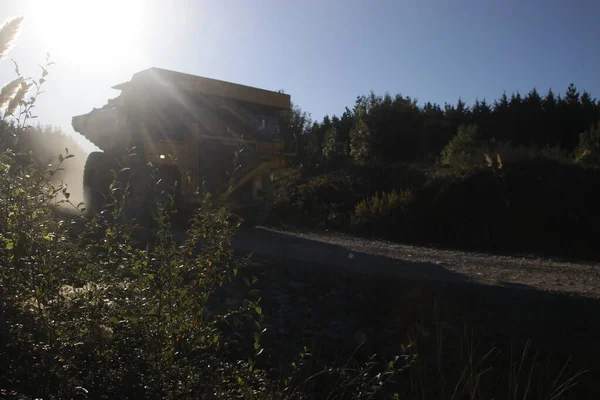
xmin=255 ymin=174 xmax=274 ymax=226
xmin=238 ymin=174 xmax=274 ymax=227
xmin=82 ymin=152 xmax=118 ymax=217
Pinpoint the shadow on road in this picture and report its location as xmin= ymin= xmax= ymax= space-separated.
xmin=233 ymin=227 xmax=474 ymax=285
xmin=229 ymin=230 xmax=600 ymax=398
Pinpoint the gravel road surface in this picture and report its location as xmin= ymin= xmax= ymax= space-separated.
xmin=232 ymin=227 xmax=600 ymax=298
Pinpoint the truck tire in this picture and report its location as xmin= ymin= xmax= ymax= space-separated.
xmin=237 ymin=173 xmax=274 ymax=227
xmin=83 ymin=151 xmax=155 ymax=225
xmin=254 ymin=174 xmax=274 ymax=226
xmin=82 ymin=152 xmax=118 ymax=217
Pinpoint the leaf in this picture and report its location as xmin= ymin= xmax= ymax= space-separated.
xmin=65 ymin=154 xmax=74 ymax=159
xmin=11 ymin=58 xmax=20 ymax=75
xmin=4 ymin=238 xmax=14 ymax=250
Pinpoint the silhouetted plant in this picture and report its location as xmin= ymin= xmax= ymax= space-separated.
xmin=575 ymin=120 xmax=600 ymax=164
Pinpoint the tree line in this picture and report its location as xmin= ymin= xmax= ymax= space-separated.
xmin=281 ymin=83 xmax=600 ymax=171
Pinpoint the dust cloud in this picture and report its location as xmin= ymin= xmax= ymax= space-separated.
xmin=19 ymin=125 xmax=91 ymax=208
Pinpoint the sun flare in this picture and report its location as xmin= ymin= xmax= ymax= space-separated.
xmin=30 ymin=0 xmax=145 ymax=72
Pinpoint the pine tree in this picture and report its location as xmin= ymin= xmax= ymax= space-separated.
xmin=523 ymin=88 xmax=544 ymax=145
xmin=472 ymin=98 xmax=492 ymax=139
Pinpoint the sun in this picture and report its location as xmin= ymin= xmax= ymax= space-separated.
xmin=30 ymin=0 xmax=145 ymax=72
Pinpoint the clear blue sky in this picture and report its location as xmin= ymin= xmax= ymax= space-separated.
xmin=1 ymin=0 xmax=599 ymax=151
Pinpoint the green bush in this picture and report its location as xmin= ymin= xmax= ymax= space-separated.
xmin=325 ymin=149 xmax=600 ymax=258
xmin=270 ymin=168 xmax=361 ymax=228
xmin=439 ymin=123 xmax=572 ymax=174
xmin=440 ymin=124 xmax=482 ymax=168
xmin=353 ymin=190 xmax=412 ymax=234
xmin=355 ymin=190 xmax=404 ymax=218
xmin=270 ymin=164 xmax=427 ymax=230
xmin=400 ymin=158 xmax=600 ymax=256
xmin=575 ymin=120 xmax=600 ymax=165
xmin=348 ymin=162 xmax=428 ymax=195
xmin=0 ymin=140 xmax=268 ymax=397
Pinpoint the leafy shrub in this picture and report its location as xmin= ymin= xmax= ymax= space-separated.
xmin=0 ymin=142 xmax=271 ymax=397
xmin=353 ymin=190 xmax=412 ymax=234
xmin=348 ymin=162 xmax=427 ymax=195
xmin=440 ymin=124 xmax=481 ymax=168
xmin=338 ymin=149 xmax=600 ymax=258
xmin=270 ymin=168 xmax=361 ymax=228
xmin=349 ymin=109 xmax=376 ymax=166
xmin=575 ymin=120 xmax=600 ymax=164
xmin=270 ymin=164 xmax=427 ymax=229
xmin=355 ymin=190 xmax=401 ymax=218
xmin=402 ymin=158 xmax=600 ymax=256
xmin=440 ymin=123 xmax=572 ymax=174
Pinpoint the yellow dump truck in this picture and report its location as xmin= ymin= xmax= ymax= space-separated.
xmin=72 ymin=68 xmax=295 ymax=225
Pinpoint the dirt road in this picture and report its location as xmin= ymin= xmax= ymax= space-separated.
xmin=233 ymin=227 xmax=600 ymax=298
xmin=229 ymin=227 xmax=600 ymax=398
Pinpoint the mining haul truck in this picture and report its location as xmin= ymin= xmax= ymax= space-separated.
xmin=72 ymin=68 xmax=295 ymax=226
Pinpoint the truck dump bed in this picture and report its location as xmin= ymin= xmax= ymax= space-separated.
xmin=112 ymin=68 xmax=291 ymax=110
xmin=72 ymin=68 xmax=291 ymax=147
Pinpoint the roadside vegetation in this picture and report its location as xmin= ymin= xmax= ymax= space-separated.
xmin=271 ymin=81 xmax=600 ymax=259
